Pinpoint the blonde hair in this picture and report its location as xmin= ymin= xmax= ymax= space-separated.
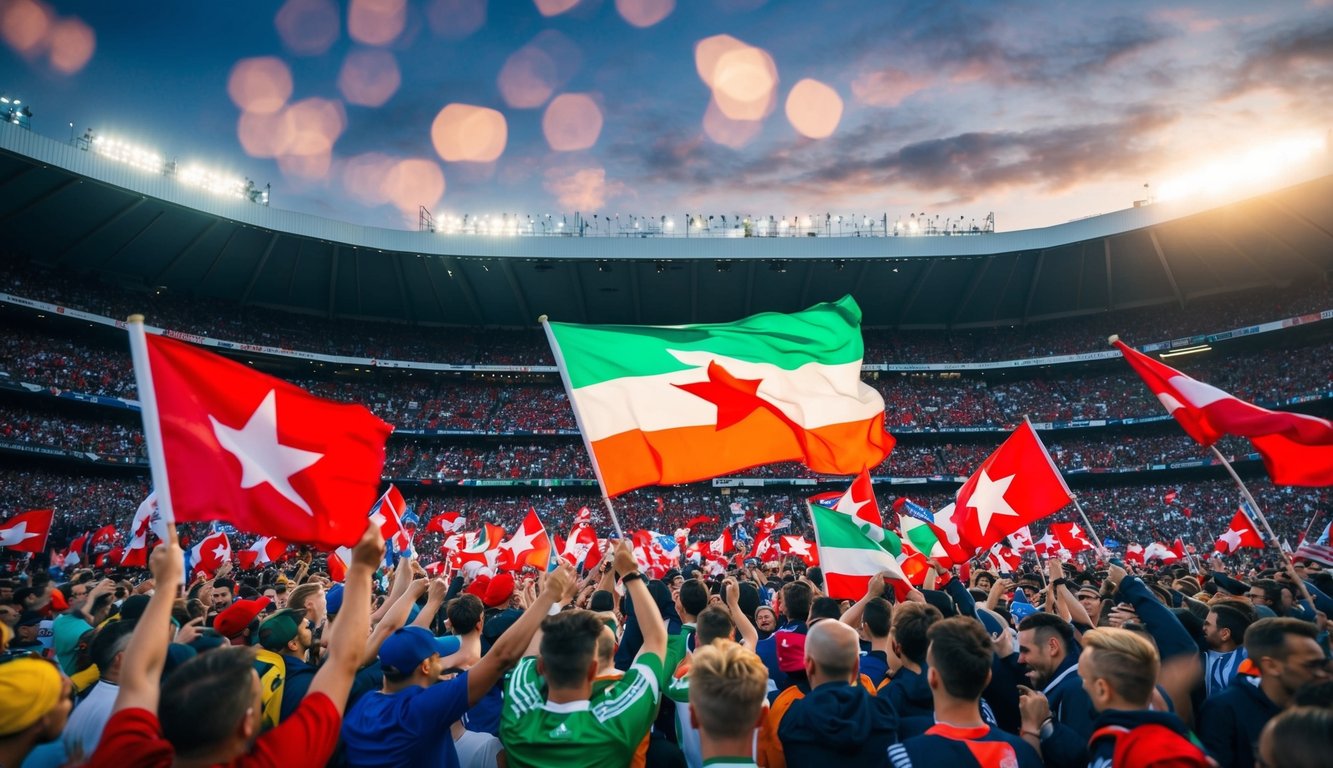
xmin=1081 ymin=627 xmax=1160 ymax=705
xmin=689 ymin=639 xmax=768 ymax=739
xmin=287 ymin=583 xmax=324 ymax=616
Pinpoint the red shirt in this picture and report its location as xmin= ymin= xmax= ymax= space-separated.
xmin=84 ymin=692 xmax=341 ymax=768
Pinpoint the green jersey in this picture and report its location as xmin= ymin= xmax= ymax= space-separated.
xmin=501 ymin=652 xmax=667 ymax=768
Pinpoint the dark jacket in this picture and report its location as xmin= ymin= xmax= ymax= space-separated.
xmin=778 ymin=680 xmax=900 ymax=767
xmin=1197 ymin=675 xmax=1280 ymax=768
xmin=1038 ymin=656 xmax=1098 ymax=768
xmin=884 ymin=664 xmax=933 ymax=719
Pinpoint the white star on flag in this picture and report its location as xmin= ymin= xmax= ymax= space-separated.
xmin=500 ymin=523 xmax=540 ymax=558
xmin=965 ymin=469 xmax=1019 ymax=534
xmin=210 ymin=390 xmax=324 ymax=516
xmin=0 ymin=523 xmax=37 ymax=547
xmin=212 ymin=543 xmax=231 ymax=560
xmin=1217 ymin=527 xmax=1245 ymax=553
xmin=783 ymin=536 xmax=811 ymax=556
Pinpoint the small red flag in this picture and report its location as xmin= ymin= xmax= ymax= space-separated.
xmin=1214 ymin=508 xmax=1265 ymax=554
xmin=0 ymin=509 xmax=53 ymax=554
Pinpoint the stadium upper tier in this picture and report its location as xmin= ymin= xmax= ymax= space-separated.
xmin=2 ymin=125 xmax=1332 ymax=328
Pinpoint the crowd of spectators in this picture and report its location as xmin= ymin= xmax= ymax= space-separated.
xmin=2 ymin=260 xmax=1329 ymax=366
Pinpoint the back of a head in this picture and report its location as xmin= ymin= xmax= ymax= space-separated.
xmin=695 ymin=604 xmax=735 ymax=646
xmin=805 ymin=619 xmax=860 ymax=682
xmin=447 ymin=593 xmax=484 ymax=635
xmin=538 ymin=609 xmax=605 ymax=689
xmin=1261 ymin=706 xmax=1333 ymax=768
xmin=863 ymin=598 xmax=891 ymax=639
xmin=160 ymin=647 xmax=258 ymax=757
xmin=678 ymin=580 xmax=709 ymax=618
xmin=690 ymin=640 xmax=768 ymax=739
xmin=1081 ymin=627 xmax=1160 ymax=707
xmin=287 ymin=582 xmax=321 ymax=615
xmin=892 ymin=601 xmax=943 ymax=666
xmin=89 ymin=621 xmax=135 ymax=674
xmin=807 ymin=596 xmax=842 ymax=623
xmin=926 ymin=616 xmax=993 ymax=701
xmin=1245 ymin=617 xmax=1317 ymax=662
xmin=781 ymin=581 xmax=813 ymax=623
xmin=589 ymin=589 xmax=615 ymax=613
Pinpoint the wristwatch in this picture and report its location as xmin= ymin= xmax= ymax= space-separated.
xmin=620 ymin=571 xmax=645 ymax=585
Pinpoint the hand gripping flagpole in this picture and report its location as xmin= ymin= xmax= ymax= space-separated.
xmin=539 ymin=314 xmax=624 ymax=539
xmin=127 ymin=315 xmax=183 ymax=585
xmin=1210 ymin=445 xmax=1315 ymax=608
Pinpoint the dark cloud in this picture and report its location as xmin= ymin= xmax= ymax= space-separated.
xmin=1230 ymin=20 xmax=1333 ymax=101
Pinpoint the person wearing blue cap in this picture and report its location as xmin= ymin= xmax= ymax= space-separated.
xmin=340 ymin=563 xmax=577 ymax=768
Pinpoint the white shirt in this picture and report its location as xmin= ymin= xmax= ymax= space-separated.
xmin=62 ymin=680 xmax=120 ymax=760
xmin=454 ymin=727 xmax=503 ymax=768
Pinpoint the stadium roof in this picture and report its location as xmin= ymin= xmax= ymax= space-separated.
xmin=2 ymin=126 xmax=1331 ymax=329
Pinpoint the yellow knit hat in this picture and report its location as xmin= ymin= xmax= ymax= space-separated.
xmin=0 ymin=656 xmax=63 ymax=736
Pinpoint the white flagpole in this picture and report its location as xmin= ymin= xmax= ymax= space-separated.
xmin=1210 ymin=445 xmax=1315 ymax=607
xmin=127 ymin=315 xmax=182 ymax=583
xmin=539 ymin=314 xmax=624 ymax=538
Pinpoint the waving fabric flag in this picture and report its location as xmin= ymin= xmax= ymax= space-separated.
xmin=1295 ymin=523 xmax=1333 ymax=566
xmin=1214 ymin=508 xmax=1265 ymax=554
xmin=130 ymin=330 xmax=393 ymax=547
xmin=942 ymin=422 xmax=1073 ymax=560
xmin=780 ymin=535 xmax=819 ymax=567
xmin=497 ymin=509 xmax=552 ymax=571
xmin=121 ymin=492 xmax=169 ymax=567
xmin=426 ymin=512 xmax=466 ymax=535
xmin=543 ymin=296 xmax=894 ymax=496
xmin=190 ymin=531 xmax=231 ymax=576
xmin=238 ymin=536 xmax=289 ymax=569
xmin=1049 ymin=522 xmax=1094 ymax=555
xmin=807 ymin=501 xmax=906 ymax=599
xmin=1113 ymin=338 xmax=1333 ymax=486
xmin=0 ymin=509 xmax=52 ymax=554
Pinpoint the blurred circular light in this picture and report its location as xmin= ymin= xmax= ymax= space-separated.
xmin=228 ymin=57 xmax=294 ymax=115
xmin=237 ymin=109 xmax=291 ymax=158
xmin=0 ymin=0 xmax=50 ymax=54
xmin=711 ymin=45 xmax=777 ymax=121
xmin=275 ymin=0 xmax=340 ymax=56
xmin=46 ymin=16 xmax=94 ymax=74
xmin=534 ymin=0 xmax=580 ymax=16
xmin=542 ymin=93 xmax=603 ymax=151
xmin=383 ymin=158 xmax=446 ymax=216
xmin=342 ymin=152 xmax=398 ymax=205
xmin=615 ymin=0 xmax=674 ymax=28
xmin=348 ymin=0 xmax=406 ymax=46
xmin=426 ymin=0 xmax=485 ymax=40
xmin=431 ymin=103 xmax=507 ymax=163
xmin=497 ymin=45 xmax=558 ymax=108
xmin=702 ymin=97 xmax=761 ymax=148
xmin=785 ymin=78 xmax=842 ymax=139
xmin=338 ymin=48 xmax=400 ymax=107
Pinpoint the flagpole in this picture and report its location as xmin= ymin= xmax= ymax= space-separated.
xmin=538 ymin=314 xmax=624 ymax=538
xmin=1069 ymin=495 xmax=1106 ymax=553
xmin=127 ymin=316 xmax=184 ymax=586
xmin=1210 ymin=445 xmax=1315 ymax=607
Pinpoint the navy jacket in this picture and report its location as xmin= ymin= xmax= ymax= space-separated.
xmin=884 ymin=664 xmax=934 ymax=719
xmin=1197 ymin=675 xmax=1280 ymax=768
xmin=1038 ymin=656 xmax=1098 ymax=768
xmin=779 ymin=681 xmax=900 ymax=768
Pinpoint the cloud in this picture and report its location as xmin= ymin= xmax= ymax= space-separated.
xmin=1229 ymin=19 xmax=1333 ymax=100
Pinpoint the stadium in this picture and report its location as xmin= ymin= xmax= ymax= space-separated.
xmin=1 ymin=120 xmax=1330 ymax=563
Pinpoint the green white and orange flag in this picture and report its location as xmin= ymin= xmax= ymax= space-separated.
xmin=807 ymin=499 xmax=906 ymax=599
xmin=542 ymin=296 xmax=893 ymax=497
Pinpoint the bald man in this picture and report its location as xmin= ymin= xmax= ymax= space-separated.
xmin=777 ymin=619 xmax=900 ymax=767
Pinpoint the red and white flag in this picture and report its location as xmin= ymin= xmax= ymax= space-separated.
xmin=1050 ymin=522 xmax=1094 ymax=555
xmin=121 ymin=492 xmax=170 ymax=567
xmin=1113 ymin=338 xmax=1333 ymax=486
xmin=426 ymin=512 xmax=466 ymax=535
xmin=328 ymin=546 xmax=354 ymax=582
xmin=190 ymin=530 xmax=231 ymax=576
xmin=1163 ymin=490 xmax=1178 ymax=504
xmin=497 ymin=509 xmax=552 ymax=571
xmin=780 ymin=535 xmax=819 ymax=567
xmin=560 ymin=516 xmax=601 ymax=570
xmin=1125 ymin=543 xmax=1145 ymax=565
xmin=238 ymin=536 xmax=289 ymax=569
xmin=1214 ymin=508 xmax=1264 ymax=555
xmin=132 ymin=331 xmax=393 ymax=547
xmin=986 ymin=543 xmax=1022 ymax=574
xmin=1143 ymin=541 xmax=1178 ymax=563
xmin=0 ymin=509 xmax=52 ymax=554
xmin=370 ymin=485 xmax=413 ymax=557
xmin=451 ymin=523 xmax=506 ymax=570
xmin=1033 ymin=532 xmax=1065 ymax=560
xmin=940 ymin=422 xmax=1073 ymax=559
xmin=1007 ymin=526 xmax=1036 ymax=553
xmin=707 ymin=528 xmax=734 ymax=560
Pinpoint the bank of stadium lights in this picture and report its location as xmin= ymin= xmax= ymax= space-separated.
xmin=0 ymin=95 xmax=32 ymax=130
xmin=80 ymin=133 xmax=269 ymax=205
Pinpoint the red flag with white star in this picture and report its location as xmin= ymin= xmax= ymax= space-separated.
xmin=0 ymin=509 xmax=52 ymax=554
xmin=1049 ymin=522 xmax=1094 ymax=555
xmin=943 ymin=422 xmax=1072 ymax=559
xmin=190 ymin=530 xmax=231 ymax=576
xmin=497 ymin=508 xmax=552 ymax=571
xmin=136 ymin=333 xmax=392 ymax=548
xmin=1214 ymin=508 xmax=1264 ymax=554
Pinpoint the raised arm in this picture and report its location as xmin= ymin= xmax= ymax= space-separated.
xmin=615 ymin=541 xmax=666 ymax=661
xmin=361 ymin=577 xmax=429 ymax=667
xmin=840 ymin=572 xmax=887 ymax=628
xmin=723 ymin=577 xmax=758 ymax=648
xmin=112 ymin=525 xmax=183 ymax=714
xmin=307 ymin=523 xmax=384 ymax=714
xmin=466 ymin=563 xmax=577 ymax=705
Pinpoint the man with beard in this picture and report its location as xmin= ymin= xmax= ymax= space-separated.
xmin=1016 ymin=612 xmax=1096 ymax=768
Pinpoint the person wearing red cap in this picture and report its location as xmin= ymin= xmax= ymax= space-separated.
xmin=213 ymin=597 xmax=271 ymax=646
